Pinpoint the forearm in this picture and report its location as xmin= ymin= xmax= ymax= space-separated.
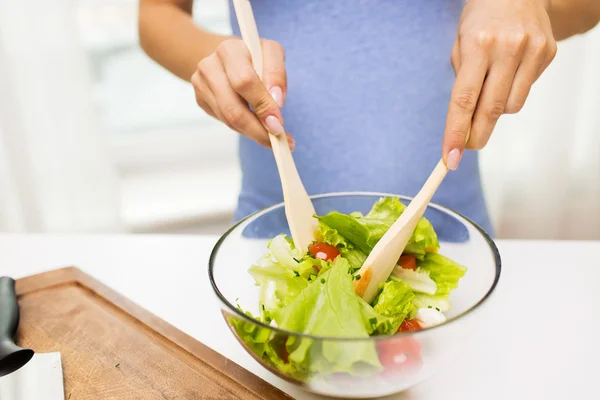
xmin=139 ymin=0 xmax=231 ymax=81
xmin=548 ymin=0 xmax=600 ymax=40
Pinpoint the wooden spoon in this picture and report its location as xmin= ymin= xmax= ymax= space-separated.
xmin=232 ymin=0 xmax=317 ymax=251
xmin=354 ymin=147 xmax=468 ymax=302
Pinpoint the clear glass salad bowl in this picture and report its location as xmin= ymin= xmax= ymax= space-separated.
xmin=209 ymin=192 xmax=501 ymax=398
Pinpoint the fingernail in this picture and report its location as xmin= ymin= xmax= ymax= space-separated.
xmin=287 ymin=134 xmax=295 ymax=151
xmin=446 ymin=148 xmax=462 ymax=170
xmin=265 ymin=115 xmax=285 ymax=135
xmin=270 ymin=86 xmax=284 ymax=108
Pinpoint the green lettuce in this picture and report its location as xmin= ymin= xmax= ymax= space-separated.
xmin=371 ymin=278 xmax=416 ymax=333
xmin=418 ymin=252 xmax=467 ymax=296
xmin=229 ymin=312 xmax=309 ymax=380
xmin=249 ymin=234 xmax=330 ymax=313
xmin=316 ymin=221 xmax=367 ymax=271
xmin=357 ymin=297 xmax=395 ymax=335
xmin=390 ymin=266 xmax=437 ymax=295
xmin=317 ymin=197 xmax=439 ymax=259
xmin=403 ymin=253 xmax=467 ymax=312
xmin=273 ymin=257 xmax=382 ymax=375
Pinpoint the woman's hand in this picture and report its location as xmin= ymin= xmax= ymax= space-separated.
xmin=443 ymin=0 xmax=557 ymax=169
xmin=191 ymin=38 xmax=293 ymax=149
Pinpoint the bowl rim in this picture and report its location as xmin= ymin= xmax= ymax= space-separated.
xmin=209 ymin=191 xmax=501 ymax=342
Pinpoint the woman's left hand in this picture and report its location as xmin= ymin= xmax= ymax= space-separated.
xmin=443 ymin=0 xmax=557 ymax=169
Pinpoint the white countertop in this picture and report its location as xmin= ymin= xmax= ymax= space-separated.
xmin=0 ymin=234 xmax=598 ymax=400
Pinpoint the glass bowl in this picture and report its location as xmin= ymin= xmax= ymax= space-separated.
xmin=209 ymin=192 xmax=501 ymax=398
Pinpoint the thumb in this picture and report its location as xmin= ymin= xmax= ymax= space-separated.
xmin=261 ymin=39 xmax=287 ymax=108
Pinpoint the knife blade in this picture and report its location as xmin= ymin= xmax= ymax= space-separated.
xmin=0 ymin=277 xmax=64 ymax=400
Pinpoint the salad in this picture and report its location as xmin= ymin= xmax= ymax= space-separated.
xmin=231 ymin=197 xmax=467 ymax=381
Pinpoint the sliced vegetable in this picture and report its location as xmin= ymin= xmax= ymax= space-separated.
xmin=398 ymin=318 xmax=422 ymax=332
xmin=371 ymin=279 xmax=415 ymax=332
xmin=273 ymin=257 xmax=382 ymax=375
xmin=376 ymin=336 xmax=422 ymax=374
xmin=317 ymin=197 xmax=439 ymax=258
xmin=390 ymin=266 xmax=437 ymax=295
xmin=309 ymin=242 xmax=341 ymax=261
xmin=398 ymin=255 xmax=417 ymax=270
xmin=414 ymin=307 xmax=446 ymax=328
xmin=316 ymin=221 xmax=367 ymax=271
xmin=418 ymin=252 xmax=467 ymax=296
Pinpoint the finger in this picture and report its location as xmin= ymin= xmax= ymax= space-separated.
xmin=442 ymin=57 xmax=488 ymax=170
xmin=505 ymin=34 xmax=557 ymax=114
xmin=261 ymin=39 xmax=287 ymax=107
xmin=286 ymin=132 xmax=295 ymax=152
xmin=469 ymin=59 xmax=520 ymax=150
xmin=199 ymin=55 xmax=271 ymax=148
xmin=191 ymin=70 xmax=218 ymax=119
xmin=469 ymin=30 xmax=526 ymax=150
xmin=217 ymin=40 xmax=285 ymax=136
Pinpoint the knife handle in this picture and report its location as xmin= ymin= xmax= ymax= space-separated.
xmin=0 ymin=276 xmax=19 ymax=342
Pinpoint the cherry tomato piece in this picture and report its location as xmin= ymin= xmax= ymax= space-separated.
xmin=376 ymin=336 xmax=422 ymax=374
xmin=308 ymin=242 xmax=340 ymax=261
xmin=398 ymin=255 xmax=417 ymax=270
xmin=398 ymin=318 xmax=422 ymax=332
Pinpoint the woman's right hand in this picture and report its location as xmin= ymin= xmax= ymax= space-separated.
xmin=191 ymin=38 xmax=293 ymax=149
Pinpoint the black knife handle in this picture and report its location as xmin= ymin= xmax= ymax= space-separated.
xmin=0 ymin=276 xmax=19 ymax=343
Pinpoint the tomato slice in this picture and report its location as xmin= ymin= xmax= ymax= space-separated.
xmin=308 ymin=242 xmax=340 ymax=261
xmin=398 ymin=318 xmax=421 ymax=332
xmin=398 ymin=255 xmax=417 ymax=270
xmin=376 ymin=336 xmax=422 ymax=374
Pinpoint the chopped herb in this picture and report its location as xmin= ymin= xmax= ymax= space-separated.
xmin=369 ymin=317 xmax=377 ymax=327
xmin=262 ymin=304 xmax=265 ymax=311
xmin=321 ymin=278 xmax=326 ymax=284
xmin=436 ymin=307 xmax=440 ymax=312
xmin=235 ymin=297 xmax=239 ymax=302
xmin=266 ymin=316 xmax=272 ymax=323
xmin=115 ymin=363 xmax=120 ymax=368
xmin=293 ymin=270 xmax=300 ymax=277
xmin=293 ymin=257 xmax=300 ymax=263
xmin=308 ymin=276 xmax=312 ymax=281
xmin=428 ymin=305 xmax=432 ymax=308
xmin=354 ymin=274 xmax=361 ymax=280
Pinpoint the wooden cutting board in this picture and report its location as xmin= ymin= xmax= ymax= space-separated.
xmin=14 ymin=267 xmax=293 ymax=400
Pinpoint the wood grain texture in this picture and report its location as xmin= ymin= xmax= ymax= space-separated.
xmin=14 ymin=267 xmax=293 ymax=400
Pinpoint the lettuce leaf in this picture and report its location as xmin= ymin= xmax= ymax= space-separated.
xmin=371 ymin=278 xmax=416 ymax=333
xmin=357 ymin=297 xmax=395 ymax=335
xmin=317 ymin=197 xmax=439 ymax=258
xmin=418 ymin=252 xmax=467 ymax=296
xmin=390 ymin=266 xmax=437 ymax=295
xmin=273 ymin=257 xmax=382 ymax=375
xmin=249 ymin=234 xmax=329 ymax=312
xmin=316 ymin=221 xmax=366 ymax=271
xmin=228 ymin=312 xmax=309 ymax=380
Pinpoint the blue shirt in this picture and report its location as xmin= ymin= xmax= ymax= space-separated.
xmin=228 ymin=0 xmax=493 ymax=235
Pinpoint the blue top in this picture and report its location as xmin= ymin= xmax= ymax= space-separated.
xmin=228 ymin=0 xmax=493 ymax=235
